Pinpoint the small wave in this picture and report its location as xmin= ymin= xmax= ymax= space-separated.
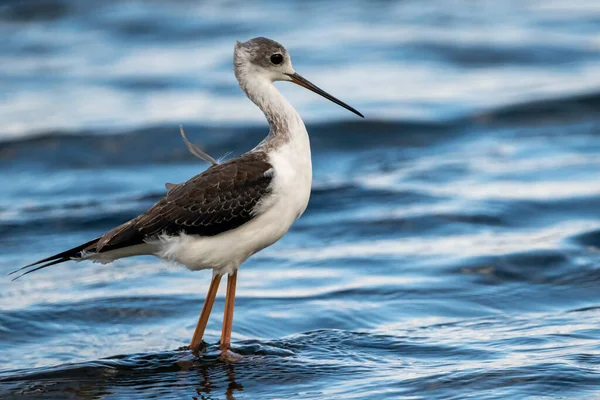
xmin=569 ymin=228 xmax=600 ymax=249
xmin=0 ymin=119 xmax=456 ymax=169
xmin=1 ymin=87 xmax=599 ymax=169
xmin=474 ymin=90 xmax=600 ymax=125
xmin=2 ymin=313 xmax=599 ymax=399
xmin=410 ymin=41 xmax=599 ymax=68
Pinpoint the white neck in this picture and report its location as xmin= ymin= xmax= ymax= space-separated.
xmin=239 ymin=74 xmax=305 ymax=147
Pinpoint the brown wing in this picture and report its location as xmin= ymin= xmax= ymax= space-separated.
xmin=95 ymin=152 xmax=273 ymax=252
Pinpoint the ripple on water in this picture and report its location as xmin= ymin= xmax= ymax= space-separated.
xmin=2 ymin=308 xmax=599 ymax=399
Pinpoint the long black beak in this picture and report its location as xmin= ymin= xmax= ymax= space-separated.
xmin=285 ymin=72 xmax=364 ymax=118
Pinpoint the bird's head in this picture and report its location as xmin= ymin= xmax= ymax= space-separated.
xmin=234 ymin=37 xmax=363 ymax=118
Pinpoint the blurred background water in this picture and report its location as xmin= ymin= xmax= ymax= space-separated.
xmin=1 ymin=0 xmax=600 ymax=398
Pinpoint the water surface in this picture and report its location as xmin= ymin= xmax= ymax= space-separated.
xmin=1 ymin=0 xmax=600 ymax=398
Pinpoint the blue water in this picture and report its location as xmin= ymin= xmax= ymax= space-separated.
xmin=1 ymin=0 xmax=600 ymax=398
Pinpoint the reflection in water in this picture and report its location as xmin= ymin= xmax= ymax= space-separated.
xmin=193 ymin=361 xmax=243 ymax=400
xmin=224 ymin=364 xmax=244 ymax=400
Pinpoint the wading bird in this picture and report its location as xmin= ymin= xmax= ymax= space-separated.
xmin=11 ymin=37 xmax=363 ymax=356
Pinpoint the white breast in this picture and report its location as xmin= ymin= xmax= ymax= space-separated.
xmin=265 ymin=126 xmax=313 ymax=221
xmin=155 ymin=125 xmax=312 ymax=276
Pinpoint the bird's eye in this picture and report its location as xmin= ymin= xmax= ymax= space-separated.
xmin=270 ymin=54 xmax=283 ymax=65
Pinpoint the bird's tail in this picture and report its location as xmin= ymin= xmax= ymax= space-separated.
xmin=8 ymin=237 xmax=101 ymax=281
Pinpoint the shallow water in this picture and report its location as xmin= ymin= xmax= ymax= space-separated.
xmin=1 ymin=0 xmax=600 ymax=399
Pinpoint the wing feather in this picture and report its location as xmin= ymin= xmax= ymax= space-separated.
xmin=96 ymin=152 xmax=273 ymax=252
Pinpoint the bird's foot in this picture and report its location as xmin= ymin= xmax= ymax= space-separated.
xmin=219 ymin=345 xmax=243 ymax=362
xmin=189 ymin=340 xmax=208 ymax=357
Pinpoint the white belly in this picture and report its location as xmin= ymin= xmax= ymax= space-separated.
xmin=154 ymin=132 xmax=312 ymax=276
